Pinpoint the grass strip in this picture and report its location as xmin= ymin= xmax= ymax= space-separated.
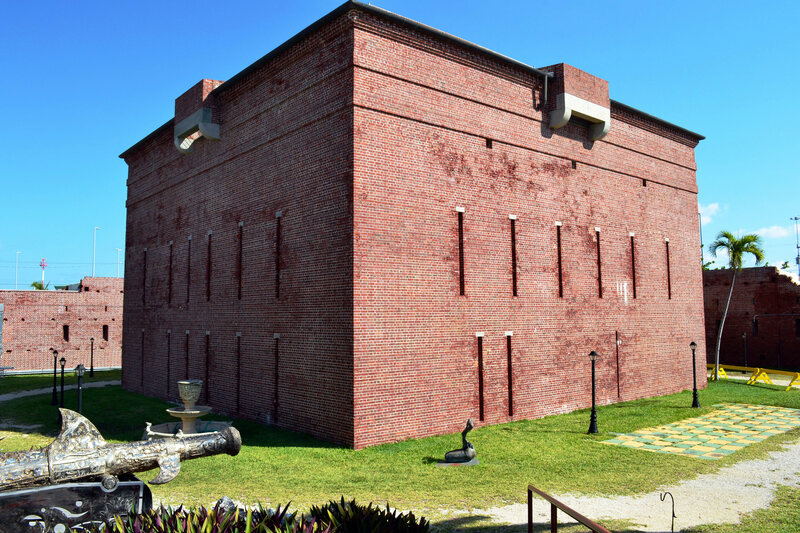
xmin=0 ymin=379 xmax=798 ymax=513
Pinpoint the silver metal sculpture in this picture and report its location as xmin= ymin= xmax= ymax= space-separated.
xmin=0 ymin=408 xmax=241 ymax=492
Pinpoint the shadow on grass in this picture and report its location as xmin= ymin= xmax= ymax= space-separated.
xmin=0 ymin=386 xmax=341 ymax=450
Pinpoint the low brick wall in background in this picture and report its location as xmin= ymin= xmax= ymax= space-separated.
xmin=704 ymin=267 xmax=800 ymax=370
xmin=0 ymin=277 xmax=123 ymax=372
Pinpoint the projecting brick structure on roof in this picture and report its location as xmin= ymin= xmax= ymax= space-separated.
xmin=120 ymin=1 xmax=706 ymax=448
xmin=0 ymin=277 xmax=123 ymax=373
xmin=704 ymin=267 xmax=800 ymax=371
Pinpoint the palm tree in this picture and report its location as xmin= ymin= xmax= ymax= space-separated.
xmin=30 ymin=281 xmax=50 ymax=290
xmin=709 ymin=231 xmax=764 ymax=380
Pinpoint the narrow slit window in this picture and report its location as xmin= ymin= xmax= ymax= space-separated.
xmin=477 ymin=333 xmax=484 ymax=421
xmin=102 ymin=324 xmax=109 ymax=341
xmin=630 ymin=234 xmax=637 ymax=299
xmin=506 ymin=333 xmax=513 ymax=417
xmin=62 ymin=325 xmax=69 ymax=342
xmin=204 ymin=331 xmax=210 ymax=403
xmin=235 ymin=333 xmax=242 ymax=413
xmin=457 ymin=208 xmax=465 ymax=295
xmin=642 ymin=179 xmax=647 ymax=187
xmin=795 ymin=319 xmax=800 ymax=338
xmin=595 ymin=229 xmax=602 ymax=298
xmin=753 ymin=319 xmax=759 ymax=337
xmin=166 ymin=330 xmax=172 ymax=396
xmin=184 ymin=330 xmax=190 ymax=379
xmin=140 ymin=329 xmax=145 ymax=389
xmin=665 ymin=239 xmax=672 ymax=299
xmin=615 ymin=330 xmax=621 ymax=398
xmin=273 ymin=334 xmax=280 ymax=422
xmin=275 ymin=212 xmax=282 ymax=298
xmin=556 ymin=223 xmax=563 ymax=298
xmin=510 ymin=215 xmax=518 ymax=296
xmin=167 ymin=241 xmax=174 ymax=304
xmin=237 ymin=222 xmax=244 ymax=300
xmin=571 ymin=160 xmax=577 ymax=170
xmin=186 ymin=236 xmax=192 ymax=303
xmin=206 ymin=232 xmax=212 ymax=301
xmin=142 ymin=248 xmax=148 ymax=305
xmin=485 ymin=138 xmax=493 ymax=149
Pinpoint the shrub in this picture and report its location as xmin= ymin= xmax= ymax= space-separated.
xmin=310 ymin=497 xmax=430 ymax=533
xmin=83 ymin=500 xmax=329 ymax=533
xmin=75 ymin=498 xmax=428 ymax=533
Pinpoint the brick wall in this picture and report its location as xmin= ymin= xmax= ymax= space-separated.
xmin=350 ymin=14 xmax=705 ymax=448
xmin=0 ymin=277 xmax=123 ymax=372
xmin=121 ymin=15 xmax=355 ymax=446
xmin=704 ymin=267 xmax=800 ymax=370
xmin=121 ymin=3 xmax=705 ymax=448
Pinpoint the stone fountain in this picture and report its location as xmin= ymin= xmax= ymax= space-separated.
xmin=168 ymin=380 xmax=211 ymax=433
xmin=145 ymin=379 xmax=230 ymax=438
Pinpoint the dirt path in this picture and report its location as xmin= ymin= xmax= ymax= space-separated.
xmin=458 ymin=437 xmax=800 ymax=532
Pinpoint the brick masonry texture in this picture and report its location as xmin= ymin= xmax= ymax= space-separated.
xmin=704 ymin=267 xmax=800 ymax=370
xmin=121 ymin=2 xmax=706 ymax=448
xmin=0 ymin=277 xmax=123 ymax=372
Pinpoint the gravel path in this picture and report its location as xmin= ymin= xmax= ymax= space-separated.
xmin=0 ymin=380 xmax=120 ymax=403
xmin=468 ymin=437 xmax=800 ymax=532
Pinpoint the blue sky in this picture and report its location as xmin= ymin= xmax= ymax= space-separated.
xmin=1 ymin=0 xmax=798 ymax=288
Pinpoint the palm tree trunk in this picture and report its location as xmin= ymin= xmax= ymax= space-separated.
xmin=714 ymin=270 xmax=737 ymax=380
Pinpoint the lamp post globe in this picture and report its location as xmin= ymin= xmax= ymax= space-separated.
xmin=690 ymin=341 xmax=700 ymax=408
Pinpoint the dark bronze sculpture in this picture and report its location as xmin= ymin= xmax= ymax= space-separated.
xmin=443 ymin=418 xmax=477 ymax=463
xmin=0 ymin=409 xmax=241 ymax=531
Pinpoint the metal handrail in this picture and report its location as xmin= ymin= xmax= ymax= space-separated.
xmin=528 ymin=484 xmax=611 ymax=533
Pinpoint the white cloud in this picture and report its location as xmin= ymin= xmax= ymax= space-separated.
xmin=699 ymin=202 xmax=719 ymax=226
xmin=754 ymin=225 xmax=791 ymax=239
xmin=705 ymin=247 xmax=729 ymax=266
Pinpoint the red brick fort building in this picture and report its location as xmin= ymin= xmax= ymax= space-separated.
xmin=120 ymin=1 xmax=706 ymax=448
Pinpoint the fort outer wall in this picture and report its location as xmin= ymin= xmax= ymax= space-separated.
xmin=0 ymin=277 xmax=123 ymax=373
xmin=704 ymin=267 xmax=800 ymax=370
xmin=120 ymin=15 xmax=355 ymax=445
xmin=349 ymin=11 xmax=706 ymax=448
xmin=120 ymin=2 xmax=705 ymax=449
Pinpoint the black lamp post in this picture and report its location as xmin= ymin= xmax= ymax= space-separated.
xmin=75 ymin=364 xmax=86 ymax=413
xmin=51 ymin=349 xmax=59 ymax=406
xmin=588 ymin=350 xmax=599 ymax=434
xmin=89 ymin=337 xmax=95 ymax=377
xmin=59 ymin=357 xmax=66 ymax=408
xmin=690 ymin=341 xmax=700 ymax=408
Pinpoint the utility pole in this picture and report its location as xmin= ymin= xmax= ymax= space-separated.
xmin=115 ymin=248 xmax=123 ymax=278
xmin=92 ymin=227 xmax=101 ymax=276
xmin=792 ymin=217 xmax=800 ymax=278
xmin=15 ymin=251 xmax=21 ymax=290
xmin=698 ymin=212 xmax=704 ymax=265
xmin=39 ymin=258 xmax=47 ymax=288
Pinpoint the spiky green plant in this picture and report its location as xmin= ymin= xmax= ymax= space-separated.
xmin=76 ymin=501 xmax=333 ymax=533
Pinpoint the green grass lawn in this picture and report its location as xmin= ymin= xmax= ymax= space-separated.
xmin=0 ymin=369 xmax=121 ymax=395
xmin=1 ymin=379 xmax=799 ymax=522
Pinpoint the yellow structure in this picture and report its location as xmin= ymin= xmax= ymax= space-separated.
xmin=707 ymin=364 xmax=800 ymax=391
